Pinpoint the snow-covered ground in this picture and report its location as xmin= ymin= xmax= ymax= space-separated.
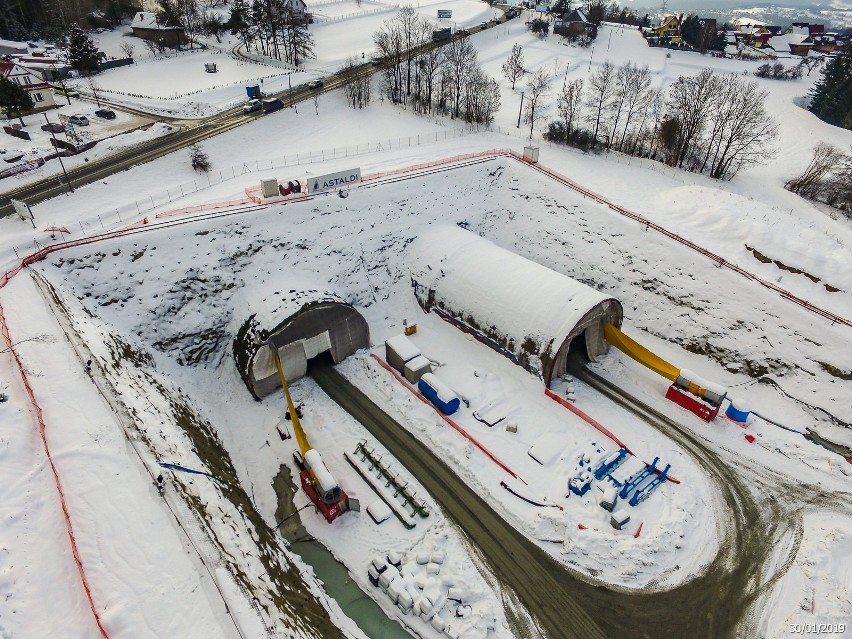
xmin=1 ymin=14 xmax=851 ymax=639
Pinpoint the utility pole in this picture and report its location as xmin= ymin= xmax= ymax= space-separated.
xmin=516 ymin=91 xmax=524 ymax=128
xmin=43 ymin=114 xmax=74 ymax=194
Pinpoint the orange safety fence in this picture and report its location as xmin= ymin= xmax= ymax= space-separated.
xmin=0 ymin=302 xmax=110 ymax=638
xmin=155 ymin=197 xmax=255 ymax=219
xmin=370 ymin=354 xmax=525 ymax=484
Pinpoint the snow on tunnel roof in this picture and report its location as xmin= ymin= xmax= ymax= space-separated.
xmin=232 ymin=271 xmax=345 ymax=336
xmin=408 ymin=225 xmax=617 ymax=361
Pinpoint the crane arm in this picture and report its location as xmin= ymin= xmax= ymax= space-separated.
xmin=273 ymin=347 xmax=312 ymax=457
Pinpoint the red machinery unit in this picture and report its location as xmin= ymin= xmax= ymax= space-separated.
xmin=299 ymin=470 xmax=348 ymax=524
xmin=665 ymin=384 xmax=722 ymax=422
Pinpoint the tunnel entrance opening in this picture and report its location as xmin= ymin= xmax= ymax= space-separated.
xmin=567 ymin=332 xmax=591 ymax=371
xmin=235 ymin=300 xmax=370 ymax=399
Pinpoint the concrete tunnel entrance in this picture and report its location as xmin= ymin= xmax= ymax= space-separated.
xmin=235 ymin=301 xmax=370 ymax=400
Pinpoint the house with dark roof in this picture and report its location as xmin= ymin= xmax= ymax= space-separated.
xmin=131 ymin=11 xmax=186 ymax=49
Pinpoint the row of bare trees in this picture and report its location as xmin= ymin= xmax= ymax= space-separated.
xmin=537 ymin=60 xmax=777 ymax=180
xmin=371 ymin=8 xmax=500 ymax=124
xmin=227 ymin=0 xmax=314 ymax=65
xmin=342 ymin=56 xmax=372 ymax=109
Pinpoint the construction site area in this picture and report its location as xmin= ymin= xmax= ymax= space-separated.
xmin=1 ymin=149 xmax=850 ymax=639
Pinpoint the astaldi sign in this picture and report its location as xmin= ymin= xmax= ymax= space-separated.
xmin=309 ymin=167 xmax=361 ymax=193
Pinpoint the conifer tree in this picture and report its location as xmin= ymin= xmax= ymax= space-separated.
xmin=808 ymin=51 xmax=852 ymax=130
xmin=68 ymin=23 xmax=100 ymax=75
xmin=0 ymin=75 xmax=34 ymax=126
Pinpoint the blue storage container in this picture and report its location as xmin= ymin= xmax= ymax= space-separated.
xmin=418 ymin=373 xmax=460 ymax=415
xmin=725 ymin=398 xmax=751 ymax=423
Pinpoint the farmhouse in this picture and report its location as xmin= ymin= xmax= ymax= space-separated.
xmin=648 ymin=14 xmax=682 ymax=45
xmin=408 ymin=225 xmax=623 ymax=385
xmin=0 ymin=60 xmax=56 ymax=110
xmin=131 ymin=11 xmax=186 ymax=49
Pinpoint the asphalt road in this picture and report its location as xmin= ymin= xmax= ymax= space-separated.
xmin=308 ymin=356 xmax=829 ymax=639
xmin=0 ymin=63 xmax=372 ymax=218
xmin=0 ymin=20 xmax=502 ymax=219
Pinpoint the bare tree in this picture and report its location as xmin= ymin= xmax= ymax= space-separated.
xmin=825 ymin=150 xmax=852 ymax=211
xmin=785 ymin=142 xmax=844 ymax=198
xmin=142 ymin=35 xmax=165 ymax=55
xmin=631 ymin=85 xmax=664 ymax=156
xmin=555 ymin=77 xmax=583 ymax=142
xmin=798 ymin=56 xmax=824 ymax=77
xmin=86 ymin=75 xmax=103 ymax=107
xmin=119 ymin=40 xmax=135 ymax=59
xmin=702 ymin=76 xmax=777 ymax=179
xmin=584 ymin=60 xmax=615 ymax=147
xmin=343 ymin=56 xmax=371 ymax=109
xmin=463 ymin=67 xmax=501 ymax=124
xmin=397 ymin=5 xmax=421 ymax=96
xmin=502 ymin=43 xmax=526 ymax=90
xmin=190 ymin=144 xmax=211 ymax=172
xmin=374 ymin=16 xmax=405 ymax=102
xmin=666 ymin=68 xmax=720 ymax=167
xmin=615 ymin=63 xmax=651 ymax=151
xmin=443 ymin=36 xmax=478 ymax=118
xmin=524 ymin=67 xmax=551 ymax=139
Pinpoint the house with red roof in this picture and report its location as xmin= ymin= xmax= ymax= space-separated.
xmin=0 ymin=60 xmax=57 ymax=111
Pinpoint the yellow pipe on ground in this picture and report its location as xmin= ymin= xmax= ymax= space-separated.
xmin=273 ymin=348 xmax=312 ymax=458
xmin=603 ymin=323 xmax=680 ymax=382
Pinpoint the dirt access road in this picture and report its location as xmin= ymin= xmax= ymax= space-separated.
xmin=310 ymin=358 xmax=846 ymax=639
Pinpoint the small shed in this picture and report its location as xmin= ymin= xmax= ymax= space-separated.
xmin=204 ymin=62 xmax=217 ymax=73
xmin=404 ymin=354 xmax=432 ymax=383
xmin=131 ymin=11 xmax=186 ymax=49
xmin=385 ymin=334 xmax=421 ymax=373
xmin=610 ymin=508 xmax=631 ymax=530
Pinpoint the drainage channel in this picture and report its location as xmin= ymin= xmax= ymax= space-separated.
xmin=272 ymin=467 xmax=415 ymax=639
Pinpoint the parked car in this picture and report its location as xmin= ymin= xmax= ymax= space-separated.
xmin=68 ymin=114 xmax=89 ymax=126
xmin=308 ymin=79 xmax=324 ymax=89
xmin=244 ymin=98 xmax=262 ymax=114
xmin=41 ymin=122 xmax=65 ymax=133
xmin=262 ymin=98 xmax=285 ymax=113
xmin=95 ymin=108 xmax=116 ymax=119
xmin=480 ymin=21 xmax=488 ymax=29
xmin=54 ymin=87 xmax=80 ymax=97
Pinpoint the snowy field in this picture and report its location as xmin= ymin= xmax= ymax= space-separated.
xmin=1 ymin=14 xmax=851 ymax=639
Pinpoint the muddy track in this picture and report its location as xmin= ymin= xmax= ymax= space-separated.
xmin=310 ymin=358 xmax=817 ymax=639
